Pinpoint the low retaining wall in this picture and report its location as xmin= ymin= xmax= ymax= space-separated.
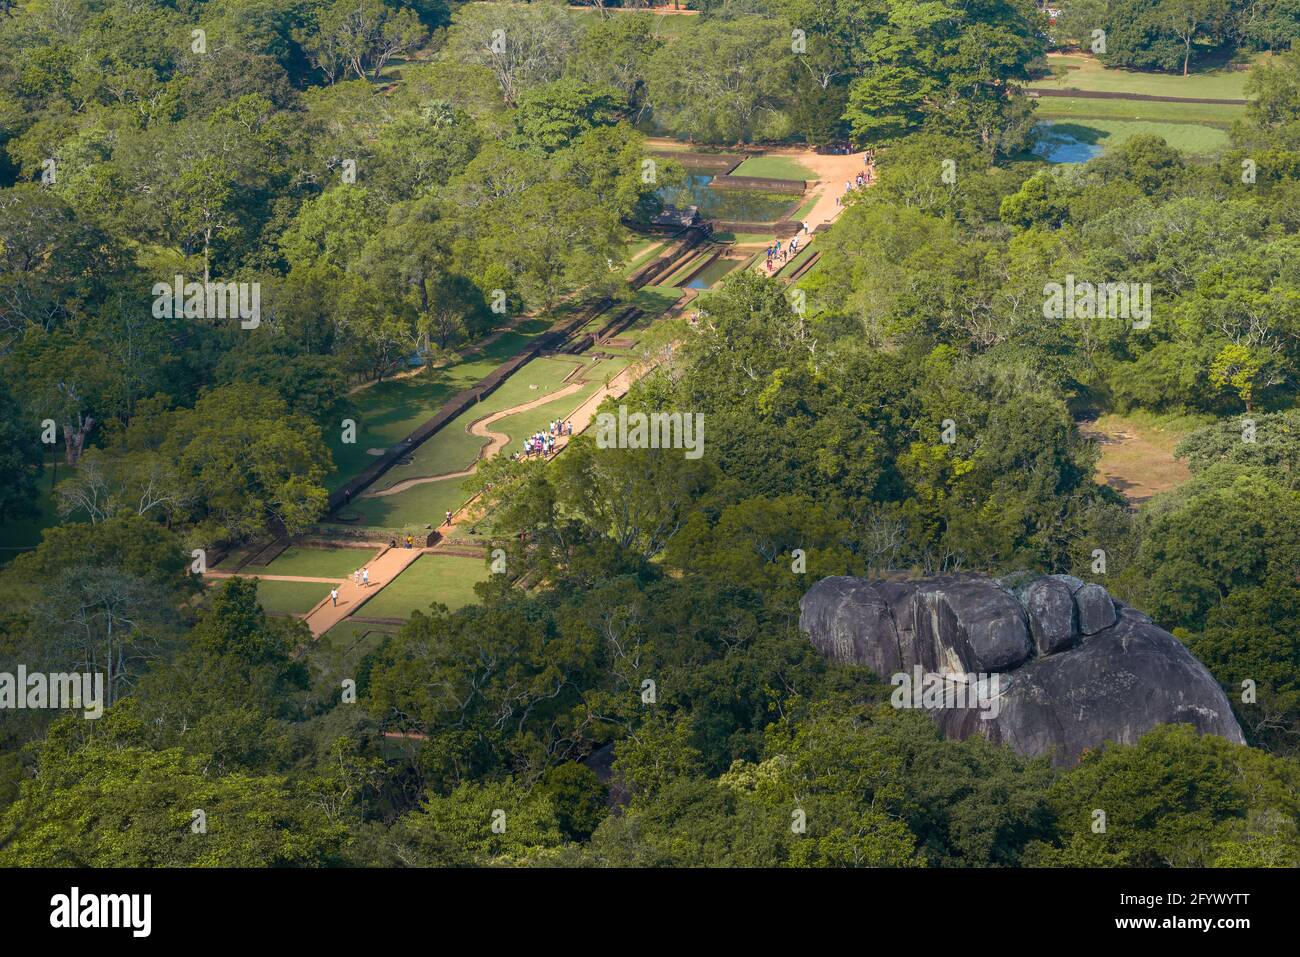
xmin=710 ymin=174 xmax=806 ymax=192
xmin=649 ymin=151 xmax=743 ymax=173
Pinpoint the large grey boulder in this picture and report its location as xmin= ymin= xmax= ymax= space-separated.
xmin=799 ymin=574 xmax=1245 ymax=765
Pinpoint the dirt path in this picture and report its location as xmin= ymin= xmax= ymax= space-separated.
xmin=791 ymin=148 xmax=872 ymax=231
xmin=362 ymin=379 xmax=589 ymax=497
xmin=302 ymin=544 xmax=426 ymax=637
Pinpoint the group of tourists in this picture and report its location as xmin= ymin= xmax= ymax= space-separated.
xmin=835 ymin=166 xmax=875 ymax=206
xmin=765 ymin=235 xmax=803 ymax=273
xmin=331 ymin=565 xmax=372 ymax=606
xmin=517 ymin=419 xmax=572 ymax=459
xmin=387 ymin=534 xmax=416 ymax=549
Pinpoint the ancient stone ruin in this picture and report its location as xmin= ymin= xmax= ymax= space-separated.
xmin=798 ymin=573 xmax=1245 ymax=765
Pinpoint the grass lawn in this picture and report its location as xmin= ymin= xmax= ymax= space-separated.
xmin=260 ymin=545 xmax=378 ymax=579
xmin=731 ymin=155 xmax=816 ymax=181
xmin=1041 ymin=118 xmax=1230 ymax=156
xmin=372 ymin=355 xmax=588 ymax=485
xmin=630 ymin=285 xmax=685 ymax=316
xmin=1033 ymin=94 xmax=1245 ymax=127
xmin=1030 ymin=53 xmax=1255 ymax=100
xmin=791 ymin=195 xmax=819 ymax=220
xmin=622 ymin=240 xmax=667 ymax=278
xmin=361 ymin=553 xmax=490 ymax=618
xmin=326 ymin=319 xmax=552 ymax=491
xmin=0 ymin=464 xmax=60 ymax=565
xmin=253 ymin=578 xmax=330 ymax=615
xmin=493 ymin=380 xmax=604 ymax=443
xmin=343 ymin=368 xmax=620 ymax=529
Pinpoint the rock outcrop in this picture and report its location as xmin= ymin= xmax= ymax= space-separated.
xmin=799 ymin=573 xmax=1245 ymax=765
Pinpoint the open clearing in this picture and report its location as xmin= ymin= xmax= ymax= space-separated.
xmin=1078 ymin=412 xmax=1199 ymax=505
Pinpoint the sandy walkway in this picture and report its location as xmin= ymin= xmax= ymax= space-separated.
xmin=302 ymin=544 xmax=426 ymax=637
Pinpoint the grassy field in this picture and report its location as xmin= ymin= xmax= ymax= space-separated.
xmin=259 ymin=545 xmax=378 ymax=579
xmin=361 ymin=553 xmax=490 ymax=618
xmin=1040 ymin=118 xmax=1231 ymax=156
xmin=1030 ymin=53 xmax=1254 ymax=99
xmin=341 ymin=382 xmax=616 ymax=528
xmin=1032 ymin=94 xmax=1245 ymax=127
xmin=622 ymin=239 xmax=668 ymax=278
xmin=338 ymin=355 xmax=621 ymax=528
xmin=371 ymin=355 xmax=588 ymax=484
xmin=631 ymin=285 xmax=685 ymax=315
xmin=253 ymin=579 xmax=330 ymax=615
xmin=326 ymin=319 xmax=552 ymax=491
xmin=712 ymin=230 xmax=777 ymax=244
xmin=777 ymin=244 xmax=817 ymax=278
xmin=731 ymin=155 xmax=816 ymax=180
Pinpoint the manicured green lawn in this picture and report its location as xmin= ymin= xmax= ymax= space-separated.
xmin=622 ymin=240 xmax=667 ymax=278
xmin=361 ymin=553 xmax=491 ymax=618
xmin=731 ymin=155 xmax=816 ymax=181
xmin=343 ymin=473 xmax=474 ymax=529
xmin=371 ymin=355 xmax=589 ymax=487
xmin=712 ymin=231 xmax=777 ymax=244
xmin=1033 ymin=94 xmax=1245 ymax=127
xmin=343 ymin=370 xmax=615 ymax=529
xmin=492 ymin=381 xmax=604 ymax=446
xmin=630 ymin=285 xmax=685 ymax=316
xmin=253 ymin=578 xmax=330 ymax=615
xmin=1044 ymin=118 xmax=1230 ymax=156
xmin=1030 ymin=53 xmax=1255 ymax=99
xmin=326 ymin=319 xmax=552 ymax=491
xmin=260 ymin=545 xmax=378 ymax=579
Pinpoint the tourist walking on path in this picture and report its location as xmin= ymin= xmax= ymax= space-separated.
xmin=362 ymin=567 xmax=369 ymax=588
xmin=330 ymin=587 xmax=338 ymax=607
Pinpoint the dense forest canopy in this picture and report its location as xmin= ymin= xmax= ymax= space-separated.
xmin=0 ymin=0 xmax=1298 ymax=868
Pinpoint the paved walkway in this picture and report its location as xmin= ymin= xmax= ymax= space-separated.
xmin=301 ymin=545 xmax=426 ymax=637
